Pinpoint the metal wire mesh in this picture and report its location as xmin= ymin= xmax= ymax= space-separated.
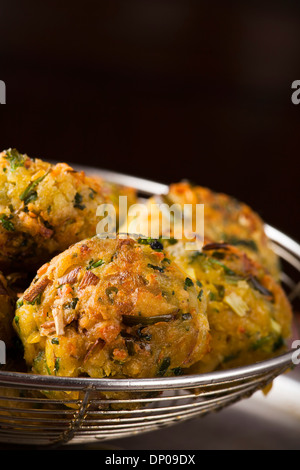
xmin=0 ymin=171 xmax=299 ymax=447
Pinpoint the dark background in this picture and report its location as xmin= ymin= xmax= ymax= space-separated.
xmin=0 ymin=0 xmax=299 ymax=241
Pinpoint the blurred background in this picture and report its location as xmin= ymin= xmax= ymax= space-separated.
xmin=0 ymin=0 xmax=299 ymax=241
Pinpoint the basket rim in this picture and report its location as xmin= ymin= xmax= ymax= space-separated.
xmin=0 ymin=349 xmax=297 ymax=391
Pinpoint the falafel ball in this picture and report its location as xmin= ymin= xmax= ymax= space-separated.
xmin=164 ymin=240 xmax=292 ymax=373
xmin=163 ymin=182 xmax=281 ymax=279
xmin=13 ymin=235 xmax=210 ymax=379
xmin=0 ymin=149 xmax=136 ymax=273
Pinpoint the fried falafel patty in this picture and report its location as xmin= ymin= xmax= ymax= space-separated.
xmin=164 ymin=240 xmax=292 ymax=373
xmin=0 ymin=149 xmax=136 ymax=272
xmin=162 ymin=182 xmax=280 ymax=279
xmin=13 ymin=235 xmax=210 ymax=379
xmin=0 ymin=271 xmax=16 ymax=349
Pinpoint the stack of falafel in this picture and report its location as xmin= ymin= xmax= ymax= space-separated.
xmin=0 ymin=148 xmax=292 ymax=392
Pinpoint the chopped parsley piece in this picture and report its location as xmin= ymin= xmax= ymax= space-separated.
xmin=147 ymin=263 xmax=165 ymax=273
xmin=157 ymin=357 xmax=171 ymax=377
xmin=74 ymin=192 xmax=86 ymax=210
xmin=22 ymin=191 xmax=38 ymax=205
xmin=250 ymin=335 xmax=273 ymax=351
xmin=4 ymin=149 xmax=26 ymax=171
xmin=214 ymin=284 xmax=225 ymax=300
xmin=20 ymin=170 xmax=50 ymax=206
xmin=54 ymin=357 xmax=60 ymax=374
xmin=86 ymin=259 xmax=105 ymax=270
xmin=197 ymin=289 xmax=204 ymax=301
xmin=209 ymin=291 xmax=217 ymax=301
xmin=51 ymin=338 xmax=60 ymax=345
xmin=208 ymin=257 xmax=236 ymax=276
xmin=184 ymin=277 xmax=194 ymax=290
xmin=89 ymin=188 xmax=97 ymax=199
xmin=0 ymin=214 xmax=15 ymax=232
xmin=150 ymin=240 xmax=164 ymax=251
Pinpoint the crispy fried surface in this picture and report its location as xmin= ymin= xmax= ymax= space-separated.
xmin=0 ymin=149 xmax=136 ymax=273
xmin=164 ymin=240 xmax=292 ymax=373
xmin=14 ymin=236 xmax=210 ymax=379
xmin=165 ymin=182 xmax=280 ymax=279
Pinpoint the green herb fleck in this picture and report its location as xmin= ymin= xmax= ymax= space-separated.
xmin=273 ymin=335 xmax=284 ymax=352
xmin=157 ymin=357 xmax=171 ymax=377
xmin=20 ymin=170 xmax=50 ymax=205
xmin=197 ymin=289 xmax=204 ymax=301
xmin=184 ymin=277 xmax=194 ymax=290
xmin=0 ymin=214 xmax=15 ymax=232
xmin=209 ymin=291 xmax=218 ymax=301
xmin=86 ymin=259 xmax=105 ymax=270
xmin=147 ymin=263 xmax=165 ymax=273
xmin=250 ymin=335 xmax=273 ymax=351
xmin=54 ymin=357 xmax=60 ymax=374
xmin=74 ymin=192 xmax=86 ymax=210
xmin=89 ymin=187 xmax=97 ymax=199
xmin=208 ymin=257 xmax=236 ymax=276
xmin=172 ymin=367 xmax=183 ymax=376
xmin=4 ymin=149 xmax=26 ymax=171
xmin=51 ymin=338 xmax=60 ymax=345
xmin=214 ymin=284 xmax=225 ymax=300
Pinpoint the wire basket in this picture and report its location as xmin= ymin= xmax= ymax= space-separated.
xmin=0 ymin=170 xmax=299 ymax=447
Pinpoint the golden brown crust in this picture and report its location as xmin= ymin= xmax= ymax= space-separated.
xmin=14 ymin=235 xmax=210 ymax=379
xmin=166 ymin=182 xmax=281 ymax=279
xmin=164 ymin=240 xmax=292 ymax=373
xmin=0 ymin=149 xmax=137 ymax=273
